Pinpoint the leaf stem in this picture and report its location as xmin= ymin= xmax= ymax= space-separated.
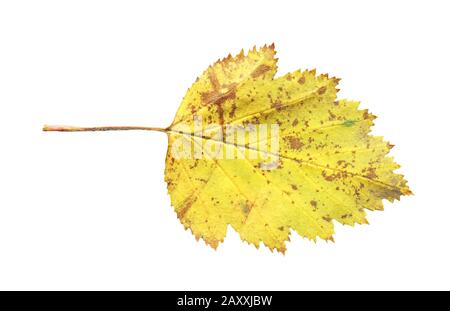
xmin=42 ymin=125 xmax=167 ymax=133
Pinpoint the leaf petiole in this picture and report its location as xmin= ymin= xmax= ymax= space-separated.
xmin=42 ymin=125 xmax=167 ymax=133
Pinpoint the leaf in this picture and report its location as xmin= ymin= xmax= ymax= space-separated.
xmin=43 ymin=44 xmax=411 ymax=253
xmin=164 ymin=44 xmax=411 ymax=253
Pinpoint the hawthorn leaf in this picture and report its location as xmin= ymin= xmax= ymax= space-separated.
xmin=44 ymin=44 xmax=411 ymax=253
xmin=164 ymin=44 xmax=411 ymax=253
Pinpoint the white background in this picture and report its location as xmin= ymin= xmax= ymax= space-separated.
xmin=0 ymin=0 xmax=449 ymax=290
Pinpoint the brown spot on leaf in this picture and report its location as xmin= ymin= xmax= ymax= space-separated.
xmin=241 ymin=201 xmax=251 ymax=215
xmin=251 ymin=64 xmax=272 ymax=78
xmin=291 ymin=184 xmax=298 ymax=190
xmin=229 ymin=103 xmax=237 ymax=118
xmin=207 ymin=69 xmax=220 ymax=90
xmin=271 ymin=101 xmax=284 ymax=111
xmin=322 ymin=171 xmax=341 ymax=181
xmin=318 ymin=86 xmax=327 ymax=95
xmin=292 ymin=118 xmax=299 ymax=126
xmin=201 ymin=77 xmax=237 ymax=134
xmin=286 ymin=136 xmax=304 ymax=150
xmin=365 ymin=167 xmax=378 ymax=179
xmin=178 ymin=196 xmax=197 ymax=220
xmin=328 ymin=110 xmax=337 ymax=120
xmin=297 ymin=75 xmax=306 ymax=84
xmin=336 ymin=160 xmax=352 ymax=168
xmin=322 ymin=216 xmax=332 ymax=222
xmin=363 ymin=110 xmax=370 ymax=120
xmin=201 ymin=87 xmax=237 ymax=106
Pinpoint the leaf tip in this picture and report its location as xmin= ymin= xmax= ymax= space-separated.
xmin=326 ymin=236 xmax=335 ymax=243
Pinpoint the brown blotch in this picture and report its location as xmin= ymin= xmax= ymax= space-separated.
xmin=201 ymin=76 xmax=237 ymax=134
xmin=229 ymin=103 xmax=237 ymax=118
xmin=328 ymin=110 xmax=337 ymax=120
xmin=322 ymin=216 xmax=332 ymax=222
xmin=365 ymin=167 xmax=378 ymax=179
xmin=207 ymin=69 xmax=220 ymax=90
xmin=336 ymin=160 xmax=351 ymax=168
xmin=363 ymin=110 xmax=370 ymax=120
xmin=310 ymin=200 xmax=317 ymax=210
xmin=286 ymin=136 xmax=304 ymax=150
xmin=292 ymin=118 xmax=299 ymax=127
xmin=177 ymin=196 xmax=197 ymax=220
xmin=251 ymin=64 xmax=272 ymax=78
xmin=201 ymin=86 xmax=237 ymax=106
xmin=322 ymin=171 xmax=342 ymax=182
xmin=318 ymin=86 xmax=327 ymax=95
xmin=201 ymin=69 xmax=237 ymax=107
xmin=241 ymin=201 xmax=251 ymax=215
xmin=271 ymin=101 xmax=284 ymax=111
xmin=297 ymin=75 xmax=306 ymax=84
xmin=291 ymin=184 xmax=298 ymax=190
xmin=166 ymin=178 xmax=173 ymax=187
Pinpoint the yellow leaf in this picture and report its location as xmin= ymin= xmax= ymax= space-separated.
xmin=164 ymin=44 xmax=411 ymax=253
xmin=43 ymin=44 xmax=411 ymax=253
